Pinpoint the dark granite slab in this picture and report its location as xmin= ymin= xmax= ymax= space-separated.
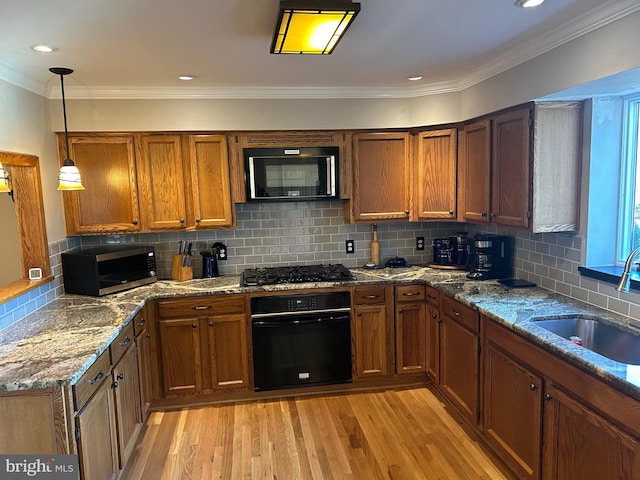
xmin=1 ymin=266 xmax=639 ymax=402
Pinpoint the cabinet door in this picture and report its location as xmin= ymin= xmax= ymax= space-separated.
xmin=395 ymin=302 xmax=427 ymax=374
xmin=440 ymin=315 xmax=479 ymax=424
xmin=491 ymin=107 xmax=531 ymax=228
xmin=137 ymin=134 xmax=188 ymax=231
xmin=203 ymin=314 xmax=249 ymax=390
xmin=186 ymin=135 xmax=234 ymax=228
xmin=135 ymin=328 xmax=153 ymax=417
xmin=459 ymin=121 xmax=491 ymax=223
xmin=415 ymin=129 xmax=457 ymax=220
xmin=61 ymin=135 xmax=140 ymax=235
xmin=543 ymin=383 xmax=640 ymax=480
xmin=484 ymin=343 xmax=543 ymax=480
xmin=112 ymin=345 xmax=142 ymax=470
xmin=76 ymin=379 xmax=118 ymax=480
xmin=159 ymin=318 xmax=202 ymax=395
xmin=352 ymin=132 xmax=410 ymax=221
xmin=353 ymin=304 xmax=389 ymax=378
xmin=425 ymin=303 xmax=440 ymax=382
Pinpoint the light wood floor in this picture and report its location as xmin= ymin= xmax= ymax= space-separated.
xmin=123 ymin=387 xmax=516 ymax=480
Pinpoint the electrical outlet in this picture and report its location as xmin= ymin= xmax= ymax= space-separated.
xmin=345 ymin=240 xmax=355 ymax=254
xmin=416 ymin=236 xmax=425 ymax=251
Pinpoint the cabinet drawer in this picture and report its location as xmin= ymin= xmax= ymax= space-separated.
xmin=441 ymin=296 xmax=478 ymax=333
xmin=425 ymin=286 xmax=440 ymax=307
xmin=132 ymin=310 xmax=147 ymax=337
xmin=73 ymin=350 xmax=111 ymax=410
xmin=110 ymin=322 xmax=134 ymax=365
xmin=396 ymin=285 xmax=425 ymax=302
xmin=157 ymin=294 xmax=246 ymax=318
xmin=353 ymin=286 xmax=386 ymax=305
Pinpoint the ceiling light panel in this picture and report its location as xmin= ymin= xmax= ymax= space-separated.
xmin=271 ymin=0 xmax=361 ymax=55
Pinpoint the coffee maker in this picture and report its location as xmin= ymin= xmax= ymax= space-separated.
xmin=467 ymin=235 xmax=513 ymax=280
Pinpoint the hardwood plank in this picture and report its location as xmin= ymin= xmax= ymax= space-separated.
xmin=123 ymin=387 xmax=517 ymax=480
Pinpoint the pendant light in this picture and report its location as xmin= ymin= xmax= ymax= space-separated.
xmin=50 ymin=67 xmax=84 ymax=190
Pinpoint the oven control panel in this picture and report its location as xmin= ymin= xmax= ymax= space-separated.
xmin=251 ymin=291 xmax=351 ymax=315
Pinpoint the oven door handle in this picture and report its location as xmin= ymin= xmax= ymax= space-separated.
xmin=253 ymin=314 xmax=350 ymax=326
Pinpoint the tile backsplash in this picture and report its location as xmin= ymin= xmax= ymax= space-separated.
xmin=3 ymin=201 xmax=640 ymax=331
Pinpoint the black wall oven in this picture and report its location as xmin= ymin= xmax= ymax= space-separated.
xmin=251 ymin=291 xmax=352 ymax=391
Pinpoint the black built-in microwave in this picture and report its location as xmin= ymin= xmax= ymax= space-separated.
xmin=244 ymin=146 xmax=339 ymax=201
xmin=62 ymin=245 xmax=157 ymax=296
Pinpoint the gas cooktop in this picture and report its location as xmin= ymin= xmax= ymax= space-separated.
xmin=240 ymin=264 xmax=354 ymax=287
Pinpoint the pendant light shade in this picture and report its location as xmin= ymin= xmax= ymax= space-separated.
xmin=50 ymin=67 xmax=84 ymax=191
xmin=0 ymin=163 xmax=11 ymax=193
xmin=271 ymin=0 xmax=361 ymax=55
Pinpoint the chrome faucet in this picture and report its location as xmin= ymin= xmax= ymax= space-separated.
xmin=616 ymin=246 xmax=640 ymax=293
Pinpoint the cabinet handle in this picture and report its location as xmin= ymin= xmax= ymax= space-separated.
xmin=357 ymin=313 xmax=362 ymax=317
xmin=398 ymin=309 xmax=403 ymax=314
xmin=362 ymin=295 xmax=380 ymax=299
xmin=481 ymin=212 xmax=487 ymax=218
xmin=452 ymin=310 xmax=462 ymax=317
xmin=192 ymin=323 xmax=197 ymax=328
xmin=431 ymin=314 xmax=438 ymax=319
xmin=530 ymin=383 xmax=537 ymax=391
xmin=402 ymin=292 xmax=419 ymax=297
xmin=117 ymin=373 xmax=124 ymax=380
xmin=196 ymin=218 xmax=201 ymax=223
xmin=405 ymin=210 xmax=409 ymax=215
xmin=490 ymin=213 xmax=495 ymax=219
xmin=113 ymin=381 xmax=119 ymax=388
xmin=192 ymin=305 xmax=213 ymax=310
xmin=136 ymin=318 xmax=145 ymax=326
xmin=545 ymin=393 xmax=553 ymax=401
xmin=427 ymin=294 xmax=437 ymax=300
xmin=132 ymin=220 xmax=139 ymax=225
xmin=88 ymin=371 xmax=104 ymax=385
xmin=437 ymin=318 xmax=443 ymax=324
xmin=448 ymin=210 xmax=454 ymax=215
xmin=119 ymin=337 xmax=131 ymax=347
xmin=209 ymin=321 xmax=214 ymax=327
xmin=179 ymin=218 xmax=185 ymax=224
xmin=146 ymin=333 xmax=151 ymax=339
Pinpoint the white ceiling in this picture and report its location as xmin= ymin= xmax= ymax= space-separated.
xmin=1 ymin=0 xmax=638 ymax=99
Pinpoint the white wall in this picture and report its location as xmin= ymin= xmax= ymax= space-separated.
xmin=0 ymin=80 xmax=66 ymax=243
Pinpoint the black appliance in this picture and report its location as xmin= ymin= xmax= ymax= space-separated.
xmin=467 ymin=235 xmax=513 ymax=280
xmin=240 ymin=264 xmax=353 ymax=287
xmin=244 ymin=146 xmax=339 ymax=201
xmin=62 ymin=246 xmax=157 ymax=296
xmin=433 ymin=232 xmax=469 ymax=266
xmin=251 ymin=291 xmax=352 ymax=391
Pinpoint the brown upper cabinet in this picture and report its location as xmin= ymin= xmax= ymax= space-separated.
xmin=347 ymin=131 xmax=411 ymax=222
xmin=458 ymin=102 xmax=582 ymax=232
xmin=413 ymin=128 xmax=458 ymax=221
xmin=59 ymin=134 xmax=140 ymax=235
xmin=59 ymin=133 xmax=234 ymax=235
xmin=137 ymin=134 xmax=188 ymax=231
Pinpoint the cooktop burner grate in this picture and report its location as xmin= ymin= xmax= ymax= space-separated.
xmin=240 ymin=264 xmax=354 ymax=287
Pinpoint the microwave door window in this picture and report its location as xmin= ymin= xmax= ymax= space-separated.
xmin=97 ymin=256 xmax=149 ymax=288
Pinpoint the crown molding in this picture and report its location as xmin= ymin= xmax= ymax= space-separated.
xmin=0 ymin=62 xmax=45 ymax=96
xmin=10 ymin=0 xmax=640 ymax=101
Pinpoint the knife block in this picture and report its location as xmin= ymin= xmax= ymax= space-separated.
xmin=171 ymin=255 xmax=193 ymax=281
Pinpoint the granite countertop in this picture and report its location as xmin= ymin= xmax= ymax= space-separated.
xmin=1 ymin=266 xmax=640 ymax=401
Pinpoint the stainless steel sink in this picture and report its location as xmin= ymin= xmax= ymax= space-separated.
xmin=530 ymin=315 xmax=640 ymax=365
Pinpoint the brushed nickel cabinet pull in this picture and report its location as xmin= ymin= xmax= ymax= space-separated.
xmin=119 ymin=337 xmax=131 ymax=347
xmin=89 ymin=371 xmax=104 ymax=385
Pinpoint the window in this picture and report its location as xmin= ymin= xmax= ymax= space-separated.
xmin=618 ymin=95 xmax=640 ymax=264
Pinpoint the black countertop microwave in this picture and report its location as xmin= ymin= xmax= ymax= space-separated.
xmin=244 ymin=146 xmax=339 ymax=201
xmin=62 ymin=245 xmax=157 ymax=296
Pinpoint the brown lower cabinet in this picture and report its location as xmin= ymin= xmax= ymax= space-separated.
xmin=352 ymin=285 xmax=393 ymax=379
xmin=438 ymin=294 xmax=480 ymax=425
xmin=483 ymin=317 xmax=640 ymax=480
xmin=157 ymin=294 xmax=250 ymax=395
xmin=395 ymin=284 xmax=427 ymax=374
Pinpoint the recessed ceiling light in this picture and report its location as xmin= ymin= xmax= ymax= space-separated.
xmin=407 ymin=75 xmax=423 ymax=81
xmin=178 ymin=75 xmax=196 ymax=81
xmin=30 ymin=45 xmax=56 ymax=53
xmin=515 ymin=0 xmax=544 ymax=7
